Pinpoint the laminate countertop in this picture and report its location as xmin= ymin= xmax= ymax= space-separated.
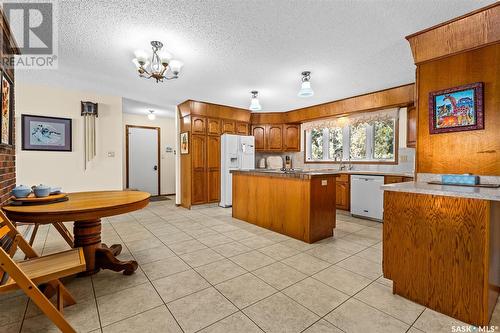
xmin=381 ymin=181 xmax=500 ymax=201
xmin=231 ymin=169 xmax=414 ymax=180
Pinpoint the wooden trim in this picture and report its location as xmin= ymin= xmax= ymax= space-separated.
xmin=406 ymin=3 xmax=500 ymax=64
xmin=178 ymin=99 xmax=249 ymax=113
xmin=125 ymin=125 xmax=161 ymax=196
xmin=405 ymin=2 xmax=500 ymax=39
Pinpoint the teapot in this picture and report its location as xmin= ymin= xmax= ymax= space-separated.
xmin=32 ymin=184 xmax=51 ymax=198
xmin=11 ymin=185 xmax=32 ymax=198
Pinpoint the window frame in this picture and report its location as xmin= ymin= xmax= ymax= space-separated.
xmin=304 ymin=118 xmax=399 ymax=165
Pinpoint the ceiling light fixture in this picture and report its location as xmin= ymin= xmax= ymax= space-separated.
xmin=249 ymin=91 xmax=262 ymax=111
xmin=298 ymin=71 xmax=314 ymax=98
xmin=147 ymin=110 xmax=156 ymax=120
xmin=132 ymin=41 xmax=183 ymax=83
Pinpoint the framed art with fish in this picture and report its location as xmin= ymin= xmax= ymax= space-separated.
xmin=429 ymin=82 xmax=484 ymax=134
xmin=21 ymin=114 xmax=72 ymax=151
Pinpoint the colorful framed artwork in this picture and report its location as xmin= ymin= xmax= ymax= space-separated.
xmin=21 ymin=114 xmax=72 ymax=151
xmin=1 ymin=71 xmax=14 ymax=146
xmin=429 ymin=82 xmax=484 ymax=134
xmin=180 ymin=132 xmax=189 ymax=154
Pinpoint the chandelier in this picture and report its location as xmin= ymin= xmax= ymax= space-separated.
xmin=132 ymin=41 xmax=183 ymax=82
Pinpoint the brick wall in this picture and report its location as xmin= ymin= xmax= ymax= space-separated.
xmin=0 ymin=11 xmax=17 ymax=206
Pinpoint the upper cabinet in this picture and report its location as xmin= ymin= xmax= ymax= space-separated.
xmin=207 ymin=118 xmax=221 ymax=136
xmin=236 ymin=122 xmax=249 ymax=135
xmin=266 ymin=125 xmax=283 ymax=151
xmin=283 ymin=124 xmax=300 ymax=151
xmin=252 ymin=123 xmax=300 ymax=152
xmin=222 ymin=120 xmax=236 ymax=133
xmin=407 ymin=106 xmax=417 ymax=148
xmin=192 ymin=116 xmax=206 ymax=134
xmin=252 ymin=125 xmax=266 ymax=150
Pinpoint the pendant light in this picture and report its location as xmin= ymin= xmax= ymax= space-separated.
xmin=147 ymin=110 xmax=156 ymax=120
xmin=249 ymin=91 xmax=262 ymax=111
xmin=298 ymin=71 xmax=314 ymax=98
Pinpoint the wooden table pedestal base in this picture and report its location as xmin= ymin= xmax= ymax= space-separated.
xmin=74 ymin=219 xmax=138 ymax=276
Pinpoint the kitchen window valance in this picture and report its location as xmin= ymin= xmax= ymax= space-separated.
xmin=302 ymin=108 xmax=399 ymax=131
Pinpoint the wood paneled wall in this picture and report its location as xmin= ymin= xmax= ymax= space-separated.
xmin=0 ymin=11 xmax=18 ymax=206
xmin=407 ymin=3 xmax=500 ymax=176
xmin=416 ymin=44 xmax=500 ymax=175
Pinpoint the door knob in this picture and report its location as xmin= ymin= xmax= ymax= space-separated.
xmin=153 ymin=165 xmax=158 ymax=171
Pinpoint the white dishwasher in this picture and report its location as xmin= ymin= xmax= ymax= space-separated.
xmin=350 ymin=175 xmax=384 ymax=221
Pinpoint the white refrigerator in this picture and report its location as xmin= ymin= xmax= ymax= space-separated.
xmin=220 ymin=134 xmax=255 ymax=207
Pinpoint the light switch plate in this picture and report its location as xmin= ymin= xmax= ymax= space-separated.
xmin=107 ymin=151 xmax=115 ymax=157
xmin=321 ymin=180 xmax=328 ymax=186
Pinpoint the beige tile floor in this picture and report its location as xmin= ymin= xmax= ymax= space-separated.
xmin=2 ymin=198 xmax=500 ymax=333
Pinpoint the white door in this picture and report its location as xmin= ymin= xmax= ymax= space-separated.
xmin=128 ymin=127 xmax=159 ymax=195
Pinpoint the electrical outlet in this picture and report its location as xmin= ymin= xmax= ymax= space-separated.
xmin=107 ymin=151 xmax=115 ymax=157
xmin=321 ymin=180 xmax=328 ymax=186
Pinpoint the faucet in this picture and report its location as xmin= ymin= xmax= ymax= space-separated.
xmin=338 ymin=155 xmax=346 ymax=171
xmin=347 ymin=157 xmax=353 ymax=171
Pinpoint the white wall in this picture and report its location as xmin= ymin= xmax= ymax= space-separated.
xmin=122 ymin=113 xmax=176 ymax=195
xmin=15 ymin=83 xmax=123 ymax=192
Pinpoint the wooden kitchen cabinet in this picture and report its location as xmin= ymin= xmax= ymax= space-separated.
xmin=335 ymin=174 xmax=350 ymax=211
xmin=266 ymin=125 xmax=283 ymax=151
xmin=222 ymin=120 xmax=236 ymax=133
xmin=252 ymin=125 xmax=266 ymax=150
xmin=407 ymin=106 xmax=417 ymax=148
xmin=191 ymin=134 xmax=206 ymax=169
xmin=179 ymin=100 xmax=251 ymax=208
xmin=283 ymin=124 xmax=301 ymax=151
xmin=252 ymin=123 xmax=300 ymax=152
xmin=191 ymin=134 xmax=207 ymax=204
xmin=207 ymin=118 xmax=221 ymax=136
xmin=207 ymin=136 xmax=221 ymax=202
xmin=236 ymin=122 xmax=249 ymax=135
xmin=192 ymin=116 xmax=206 ymax=134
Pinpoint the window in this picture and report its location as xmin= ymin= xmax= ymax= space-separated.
xmin=349 ymin=122 xmax=367 ymax=160
xmin=310 ymin=128 xmax=323 ymax=160
xmin=305 ymin=114 xmax=397 ymax=163
xmin=328 ymin=128 xmax=343 ymax=160
xmin=373 ymin=119 xmax=395 ymax=160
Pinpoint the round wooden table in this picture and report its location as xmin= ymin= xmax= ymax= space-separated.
xmin=3 ymin=191 xmax=150 ymax=276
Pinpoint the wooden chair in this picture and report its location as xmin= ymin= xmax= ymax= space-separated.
xmin=0 ymin=211 xmax=86 ymax=333
xmin=17 ymin=221 xmax=74 ymax=248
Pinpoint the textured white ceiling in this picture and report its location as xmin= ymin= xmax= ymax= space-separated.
xmin=122 ymin=98 xmax=175 ymax=118
xmin=16 ymin=0 xmax=496 ymax=112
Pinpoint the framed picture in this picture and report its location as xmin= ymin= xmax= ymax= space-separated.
xmin=429 ymin=82 xmax=484 ymax=134
xmin=1 ymin=71 xmax=14 ymax=146
xmin=21 ymin=114 xmax=72 ymax=151
xmin=180 ymin=132 xmax=189 ymax=154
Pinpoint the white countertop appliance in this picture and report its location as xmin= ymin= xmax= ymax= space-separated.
xmin=220 ymin=134 xmax=255 ymax=207
xmin=350 ymin=174 xmax=384 ymax=221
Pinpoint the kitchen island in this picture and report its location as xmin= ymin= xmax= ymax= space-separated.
xmin=382 ymin=182 xmax=500 ymax=326
xmin=231 ymin=170 xmax=338 ymax=243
